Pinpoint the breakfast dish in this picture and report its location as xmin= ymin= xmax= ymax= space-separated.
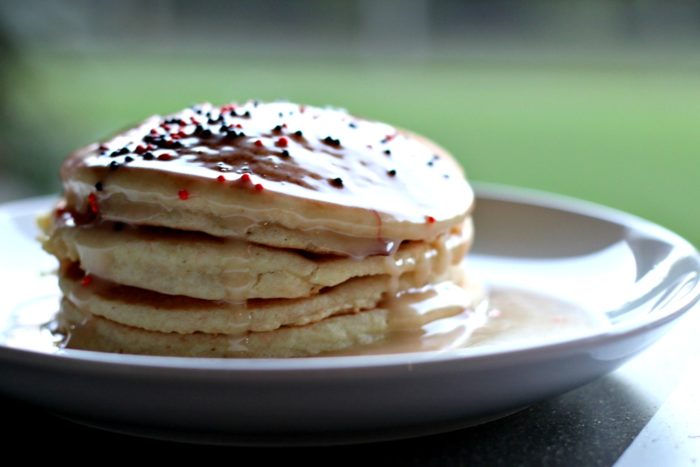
xmin=2 ymin=188 xmax=698 ymax=443
xmin=39 ymin=101 xmax=480 ymax=357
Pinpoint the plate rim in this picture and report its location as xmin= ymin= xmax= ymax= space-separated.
xmin=1 ymin=183 xmax=698 ymax=373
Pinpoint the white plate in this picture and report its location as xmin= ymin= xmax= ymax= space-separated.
xmin=0 ymin=184 xmax=698 ymax=446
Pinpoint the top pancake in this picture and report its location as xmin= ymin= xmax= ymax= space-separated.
xmin=61 ymin=101 xmax=474 ymax=255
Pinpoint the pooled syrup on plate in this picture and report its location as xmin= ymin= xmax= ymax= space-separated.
xmin=1 ymin=285 xmax=607 ymax=356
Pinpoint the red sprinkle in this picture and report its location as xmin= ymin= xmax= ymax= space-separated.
xmin=254 ymin=183 xmax=264 ymax=191
xmin=216 ymin=175 xmax=226 ymax=183
xmin=134 ymin=145 xmax=147 ymax=154
xmin=275 ymin=137 xmax=288 ymax=148
xmin=178 ymin=189 xmax=189 ymax=200
xmin=240 ymin=173 xmax=251 ymax=183
xmin=157 ymin=153 xmax=173 ymax=161
xmin=87 ymin=193 xmax=99 ymax=214
xmin=426 ymin=216 xmax=436 ymax=224
xmin=254 ymin=140 xmax=264 ymax=147
xmin=235 ymin=123 xmax=243 ymax=129
xmin=149 ymin=128 xmax=159 ymax=135
xmin=81 ymin=275 xmax=93 ymax=287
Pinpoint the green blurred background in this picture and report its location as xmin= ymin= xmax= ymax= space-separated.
xmin=0 ymin=0 xmax=698 ymax=246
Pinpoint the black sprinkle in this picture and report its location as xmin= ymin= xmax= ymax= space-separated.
xmin=253 ymin=100 xmax=260 ymax=107
xmin=229 ymin=110 xmax=238 ymax=117
xmin=273 ymin=125 xmax=283 ymax=133
xmin=387 ymin=169 xmax=397 ymax=177
xmin=124 ymin=156 xmax=134 ymax=163
xmin=330 ymin=177 xmax=344 ymax=188
xmin=109 ymin=151 xmax=120 ymax=158
xmin=225 ymin=130 xmax=245 ymax=139
xmin=383 ymin=149 xmax=391 ymax=156
xmin=142 ymin=152 xmax=154 ymax=160
xmin=95 ymin=182 xmax=104 ymax=191
xmin=117 ymin=147 xmax=130 ymax=155
xmin=200 ymin=129 xmax=213 ymax=138
xmin=323 ymin=136 xmax=341 ymax=147
xmin=109 ymin=161 xmax=120 ymax=171
xmin=278 ymin=112 xmax=284 ymax=117
xmin=280 ymin=150 xmax=290 ymax=158
xmin=243 ymin=111 xmax=251 ymax=118
xmin=427 ymin=161 xmax=434 ymax=167
xmin=294 ymin=130 xmax=303 ymax=137
xmin=349 ymin=122 xmax=357 ymax=129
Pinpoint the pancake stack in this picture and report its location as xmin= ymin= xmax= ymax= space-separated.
xmin=39 ymin=101 xmax=479 ymax=357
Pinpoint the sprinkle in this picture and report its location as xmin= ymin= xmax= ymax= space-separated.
xmin=425 ymin=216 xmax=436 ymax=224
xmin=109 ymin=151 xmax=120 ymax=158
xmin=98 ymin=144 xmax=108 ymax=151
xmin=280 ymin=149 xmax=290 ymax=158
xmin=272 ymin=125 xmax=283 ymax=133
xmin=243 ymin=111 xmax=251 ymax=118
xmin=216 ymin=175 xmax=226 ymax=183
xmin=330 ymin=177 xmax=344 ymax=188
xmin=135 ymin=145 xmax=147 ymax=154
xmin=240 ymin=173 xmax=252 ymax=183
xmin=349 ymin=122 xmax=357 ymax=129
xmin=94 ymin=182 xmax=104 ymax=191
xmin=275 ymin=137 xmax=288 ymax=148
xmin=387 ymin=169 xmax=396 ymax=177
xmin=109 ymin=161 xmax=120 ymax=171
xmin=142 ymin=152 xmax=154 ymax=160
xmin=178 ymin=189 xmax=189 ymax=200
xmin=293 ymin=130 xmax=303 ymax=137
xmin=383 ymin=149 xmax=391 ymax=156
xmin=427 ymin=161 xmax=434 ymax=167
xmin=254 ymin=139 xmax=264 ymax=147
xmin=225 ymin=130 xmax=245 ymax=139
xmin=87 ymin=193 xmax=99 ymax=214
xmin=323 ymin=136 xmax=341 ymax=147
xmin=157 ymin=153 xmax=173 ymax=161
xmin=81 ymin=275 xmax=93 ymax=287
xmin=124 ymin=156 xmax=134 ymax=163
xmin=254 ymin=183 xmax=264 ymax=191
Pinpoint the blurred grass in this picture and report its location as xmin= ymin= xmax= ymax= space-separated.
xmin=6 ymin=53 xmax=700 ymax=246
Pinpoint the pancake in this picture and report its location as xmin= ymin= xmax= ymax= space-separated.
xmin=60 ymin=101 xmax=474 ymax=256
xmin=58 ymin=298 xmax=389 ymax=358
xmin=42 ymin=100 xmax=479 ymax=357
xmin=58 ymin=262 xmax=461 ymax=335
xmin=56 ymin=268 xmax=483 ymax=358
xmin=42 ymin=213 xmax=471 ymax=300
